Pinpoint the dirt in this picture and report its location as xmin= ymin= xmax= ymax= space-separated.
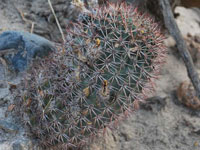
xmin=0 ymin=0 xmax=200 ymax=150
xmin=0 ymin=0 xmax=80 ymax=43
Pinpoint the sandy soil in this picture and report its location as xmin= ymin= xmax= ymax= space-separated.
xmin=0 ymin=1 xmax=200 ymax=150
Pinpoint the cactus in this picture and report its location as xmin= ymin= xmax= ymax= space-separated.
xmin=14 ymin=2 xmax=166 ymax=149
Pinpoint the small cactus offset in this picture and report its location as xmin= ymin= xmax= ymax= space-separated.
xmin=14 ymin=2 xmax=166 ymax=149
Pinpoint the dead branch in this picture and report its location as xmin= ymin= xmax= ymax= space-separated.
xmin=159 ymin=0 xmax=200 ymax=98
xmin=48 ymin=0 xmax=66 ymax=43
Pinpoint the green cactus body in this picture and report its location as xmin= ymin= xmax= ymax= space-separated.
xmin=14 ymin=3 xmax=166 ymax=149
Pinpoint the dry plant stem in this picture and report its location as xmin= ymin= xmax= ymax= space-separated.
xmin=48 ymin=0 xmax=66 ymax=43
xmin=15 ymin=6 xmax=35 ymax=33
xmin=159 ymin=0 xmax=200 ymax=98
xmin=30 ymin=22 xmax=35 ymax=34
xmin=0 ymin=49 xmax=18 ymax=55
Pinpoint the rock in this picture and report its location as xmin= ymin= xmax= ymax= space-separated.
xmin=12 ymin=142 xmax=24 ymax=150
xmin=140 ymin=96 xmax=167 ymax=112
xmin=28 ymin=0 xmax=94 ymax=41
xmin=0 ymin=98 xmax=8 ymax=106
xmin=164 ymin=36 xmax=176 ymax=47
xmin=0 ymin=120 xmax=19 ymax=134
xmin=0 ymin=31 xmax=55 ymax=72
xmin=184 ymin=34 xmax=200 ymax=68
xmin=175 ymin=7 xmax=200 ymax=37
xmin=12 ymin=140 xmax=34 ymax=150
xmin=0 ymin=139 xmax=37 ymax=150
xmin=0 ymin=88 xmax=9 ymax=99
xmin=176 ymin=81 xmax=200 ymax=110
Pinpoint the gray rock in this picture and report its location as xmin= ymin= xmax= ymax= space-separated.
xmin=175 ymin=7 xmax=200 ymax=37
xmin=0 ymin=138 xmax=38 ymax=150
xmin=0 ymin=31 xmax=55 ymax=72
xmin=12 ymin=142 xmax=23 ymax=150
xmin=0 ymin=120 xmax=19 ymax=134
xmin=12 ymin=140 xmax=35 ymax=150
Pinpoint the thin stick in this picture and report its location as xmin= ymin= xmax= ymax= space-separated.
xmin=48 ymin=0 xmax=66 ymax=43
xmin=159 ymin=0 xmax=200 ymax=98
xmin=15 ymin=6 xmax=36 ymax=34
xmin=0 ymin=49 xmax=18 ymax=55
xmin=30 ymin=22 xmax=35 ymax=34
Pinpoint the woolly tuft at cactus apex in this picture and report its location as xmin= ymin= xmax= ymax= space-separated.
xmin=13 ymin=2 xmax=167 ymax=150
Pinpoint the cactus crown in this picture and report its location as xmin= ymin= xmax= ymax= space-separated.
xmin=14 ymin=3 xmax=166 ymax=149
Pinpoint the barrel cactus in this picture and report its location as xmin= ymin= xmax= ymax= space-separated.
xmin=13 ymin=2 xmax=166 ymax=149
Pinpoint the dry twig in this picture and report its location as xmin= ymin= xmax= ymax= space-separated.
xmin=48 ymin=0 xmax=65 ymax=43
xmin=15 ymin=7 xmax=35 ymax=33
xmin=159 ymin=0 xmax=200 ymax=98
